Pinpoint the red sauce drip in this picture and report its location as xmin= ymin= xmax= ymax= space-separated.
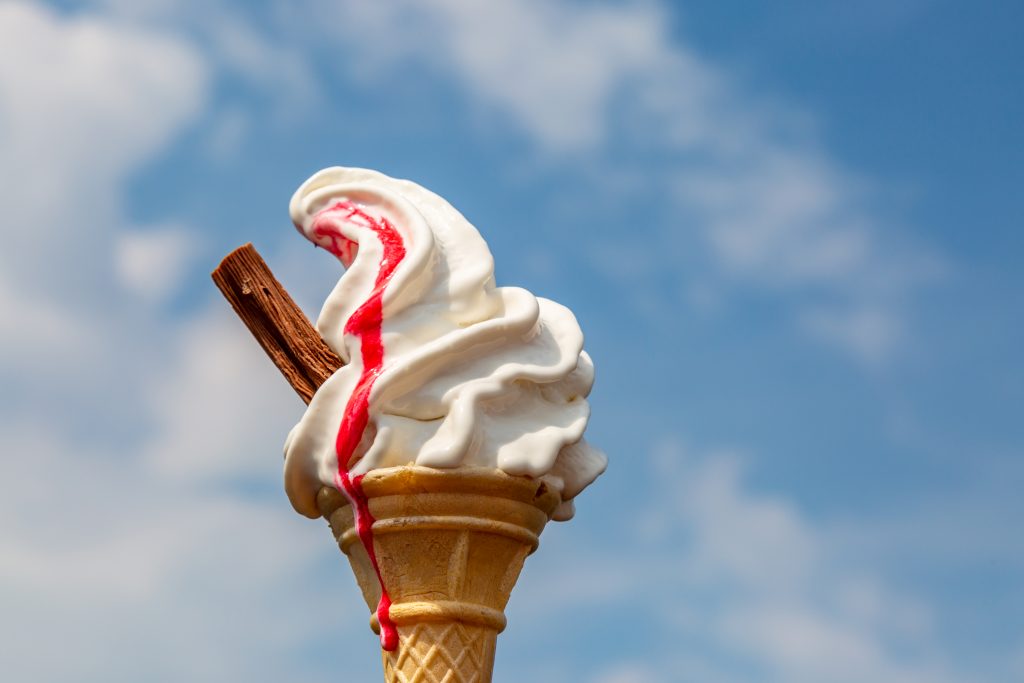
xmin=311 ymin=200 xmax=405 ymax=651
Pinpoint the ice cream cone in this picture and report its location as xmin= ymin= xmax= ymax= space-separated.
xmin=317 ymin=465 xmax=560 ymax=683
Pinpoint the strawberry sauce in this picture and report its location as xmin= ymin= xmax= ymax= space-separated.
xmin=311 ymin=200 xmax=405 ymax=651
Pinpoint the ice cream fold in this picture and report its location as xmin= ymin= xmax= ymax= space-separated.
xmin=284 ymin=167 xmax=606 ymax=521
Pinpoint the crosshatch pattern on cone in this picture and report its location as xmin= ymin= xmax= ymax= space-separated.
xmin=317 ymin=466 xmax=560 ymax=683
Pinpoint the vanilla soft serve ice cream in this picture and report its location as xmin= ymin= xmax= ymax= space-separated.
xmin=283 ymin=167 xmax=606 ymax=524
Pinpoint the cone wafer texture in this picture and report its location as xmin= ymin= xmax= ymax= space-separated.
xmin=318 ymin=466 xmax=559 ymax=683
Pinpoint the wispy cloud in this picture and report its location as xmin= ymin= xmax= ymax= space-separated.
xmin=93 ymin=0 xmax=320 ymax=104
xmin=0 ymin=0 xmax=208 ymax=307
xmin=0 ymin=7 xmax=356 ymax=679
xmin=142 ymin=308 xmax=305 ymax=483
xmin=316 ymin=0 xmax=940 ymax=362
xmin=114 ymin=225 xmax=201 ymax=303
xmin=0 ymin=2 xmax=1007 ymax=682
xmin=510 ymin=435 xmax=967 ymax=682
xmin=67 ymin=0 xmax=940 ymax=363
xmin=0 ymin=411 xmax=353 ymax=682
xmin=0 ymin=1 xmax=213 ymax=421
xmin=589 ymin=664 xmax=660 ymax=683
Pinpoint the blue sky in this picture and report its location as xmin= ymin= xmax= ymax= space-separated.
xmin=1 ymin=1 xmax=1021 ymax=681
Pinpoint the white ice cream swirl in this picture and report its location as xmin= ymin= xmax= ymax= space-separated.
xmin=284 ymin=167 xmax=606 ymax=521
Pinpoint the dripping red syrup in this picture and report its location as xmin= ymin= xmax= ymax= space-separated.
xmin=311 ymin=199 xmax=406 ymax=651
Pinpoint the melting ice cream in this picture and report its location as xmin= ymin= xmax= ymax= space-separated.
xmin=283 ymin=167 xmax=606 ymax=524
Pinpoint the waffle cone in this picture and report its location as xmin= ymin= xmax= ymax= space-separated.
xmin=317 ymin=465 xmax=559 ymax=683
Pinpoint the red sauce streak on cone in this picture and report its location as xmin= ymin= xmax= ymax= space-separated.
xmin=312 ymin=200 xmax=405 ymax=651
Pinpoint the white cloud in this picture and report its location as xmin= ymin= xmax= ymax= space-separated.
xmin=0 ymin=3 xmax=992 ymax=682
xmin=659 ymin=438 xmax=955 ymax=681
xmin=510 ymin=435 xmax=966 ymax=683
xmin=0 ymin=9 xmax=359 ymax=679
xmin=679 ymin=453 xmax=817 ymax=593
xmin=211 ymin=14 xmax=320 ymax=114
xmin=115 ymin=226 xmax=200 ymax=302
xmin=53 ymin=0 xmax=938 ymax=363
xmin=0 ymin=2 xmax=206 ymax=192
xmin=676 ymin=153 xmax=870 ymax=286
xmin=318 ymin=0 xmax=938 ymax=361
xmin=0 ymin=412 xmax=356 ymax=683
xmin=320 ymin=0 xmax=669 ymax=151
xmin=0 ymin=2 xmax=206 ymax=176
xmin=589 ymin=664 xmax=658 ymax=683
xmin=143 ymin=306 xmax=305 ymax=484
xmin=801 ymin=305 xmax=905 ymax=365
xmin=0 ymin=0 xmax=208 ymax=305
xmin=93 ymin=0 xmax=321 ymax=121
xmin=411 ymin=0 xmax=668 ymax=151
xmin=720 ymin=605 xmax=898 ymax=683
xmin=0 ymin=6 xmax=377 ymax=679
xmin=0 ymin=1 xmax=214 ymax=412
xmin=202 ymin=105 xmax=250 ymax=161
xmin=0 ymin=0 xmax=217 ymax=437
xmin=0 ymin=271 xmax=99 ymax=367
xmin=1012 ymin=642 xmax=1024 ymax=680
